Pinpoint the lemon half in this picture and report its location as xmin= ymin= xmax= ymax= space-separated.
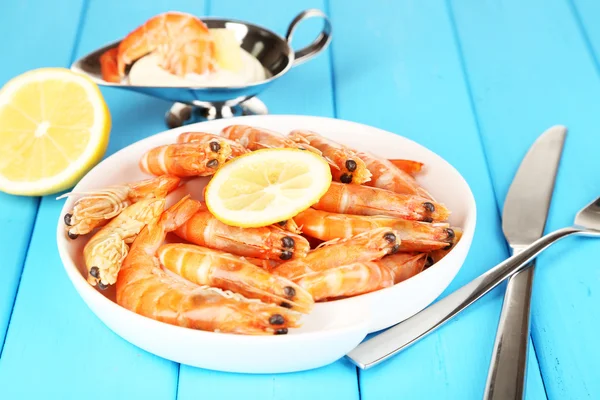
xmin=0 ymin=68 xmax=110 ymax=196
xmin=205 ymin=148 xmax=332 ymax=227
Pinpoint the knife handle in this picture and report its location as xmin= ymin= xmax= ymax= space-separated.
xmin=345 ymin=227 xmax=579 ymax=370
xmin=483 ymin=263 xmax=534 ymax=400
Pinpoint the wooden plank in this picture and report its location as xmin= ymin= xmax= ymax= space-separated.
xmin=571 ymin=0 xmax=600 ymax=61
xmin=328 ymin=1 xmax=546 ymax=398
xmin=176 ymin=1 xmax=355 ymax=400
xmin=0 ymin=195 xmax=37 ymax=350
xmin=178 ymin=360 xmax=358 ymax=400
xmin=450 ymin=0 xmax=600 ymax=398
xmin=0 ymin=1 xmax=212 ymax=398
xmin=0 ymin=0 xmax=86 ymax=352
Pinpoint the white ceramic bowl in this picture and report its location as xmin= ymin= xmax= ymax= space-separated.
xmin=56 ymin=115 xmax=476 ymax=373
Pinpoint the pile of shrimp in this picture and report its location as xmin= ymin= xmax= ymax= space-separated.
xmin=61 ymin=125 xmax=461 ymax=335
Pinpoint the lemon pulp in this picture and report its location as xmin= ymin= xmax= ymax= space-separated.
xmin=205 ymin=148 xmax=332 ymax=227
xmin=0 ymin=68 xmax=110 ymax=196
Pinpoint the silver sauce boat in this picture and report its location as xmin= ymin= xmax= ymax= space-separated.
xmin=71 ymin=9 xmax=332 ymax=127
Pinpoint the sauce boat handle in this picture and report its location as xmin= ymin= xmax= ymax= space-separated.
xmin=285 ymin=9 xmax=332 ymax=67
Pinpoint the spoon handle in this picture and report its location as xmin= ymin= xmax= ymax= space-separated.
xmin=345 ymin=227 xmax=579 ymax=370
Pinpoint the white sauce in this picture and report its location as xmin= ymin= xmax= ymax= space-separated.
xmin=127 ymin=49 xmax=269 ymax=87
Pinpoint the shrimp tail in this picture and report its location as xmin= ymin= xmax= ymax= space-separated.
xmin=99 ymin=47 xmax=120 ymax=83
xmin=128 ymin=174 xmax=181 ymax=200
xmin=388 ymin=159 xmax=424 ymax=176
xmin=160 ymin=195 xmax=203 ymax=232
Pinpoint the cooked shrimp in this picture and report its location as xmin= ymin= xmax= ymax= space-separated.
xmin=296 ymin=262 xmax=394 ymax=301
xmin=83 ymin=198 xmax=165 ymax=288
xmin=243 ymin=257 xmax=283 ymax=270
xmin=312 ymin=182 xmax=450 ymax=222
xmin=375 ymin=252 xmax=428 ymax=283
xmin=139 ymin=140 xmax=231 ymax=177
xmin=220 ymin=125 xmax=324 ymax=156
xmin=158 ymin=243 xmax=314 ymax=313
xmin=59 ymin=174 xmax=180 ymax=239
xmin=295 ymin=252 xmax=427 ymax=301
xmin=101 ymin=12 xmax=216 ymax=83
xmin=174 ymin=209 xmax=310 ymax=260
xmin=294 ymin=208 xmax=455 ymax=252
xmin=355 ymin=150 xmax=433 ymax=199
xmin=272 ymin=227 xmax=401 ymax=281
xmin=99 ymin=47 xmax=120 ymax=83
xmin=429 ymin=228 xmax=463 ymax=264
xmin=388 ymin=159 xmax=424 ymax=176
xmin=177 ymin=132 xmax=248 ymax=158
xmin=116 ymin=196 xmax=300 ymax=335
xmin=288 ymin=130 xmax=371 ymax=185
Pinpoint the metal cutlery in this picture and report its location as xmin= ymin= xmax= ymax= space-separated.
xmin=483 ymin=126 xmax=565 ymax=399
xmin=346 ymin=131 xmax=600 ymax=371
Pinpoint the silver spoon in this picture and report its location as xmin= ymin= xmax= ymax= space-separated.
xmin=346 ymin=196 xmax=600 ymax=370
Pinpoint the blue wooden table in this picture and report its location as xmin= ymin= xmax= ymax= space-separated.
xmin=1 ymin=1 xmax=599 ymax=398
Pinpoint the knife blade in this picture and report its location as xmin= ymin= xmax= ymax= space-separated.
xmin=484 ymin=125 xmax=566 ymax=400
xmin=501 ymin=126 xmax=567 ymax=247
xmin=344 ymin=126 xmax=566 ymax=371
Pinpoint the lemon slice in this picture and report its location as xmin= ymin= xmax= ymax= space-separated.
xmin=205 ymin=148 xmax=332 ymax=227
xmin=0 ymin=68 xmax=110 ymax=196
xmin=210 ymin=28 xmax=243 ymax=72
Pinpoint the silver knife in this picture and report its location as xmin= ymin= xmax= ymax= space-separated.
xmin=483 ymin=125 xmax=566 ymax=399
xmin=345 ymin=126 xmax=566 ymax=372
